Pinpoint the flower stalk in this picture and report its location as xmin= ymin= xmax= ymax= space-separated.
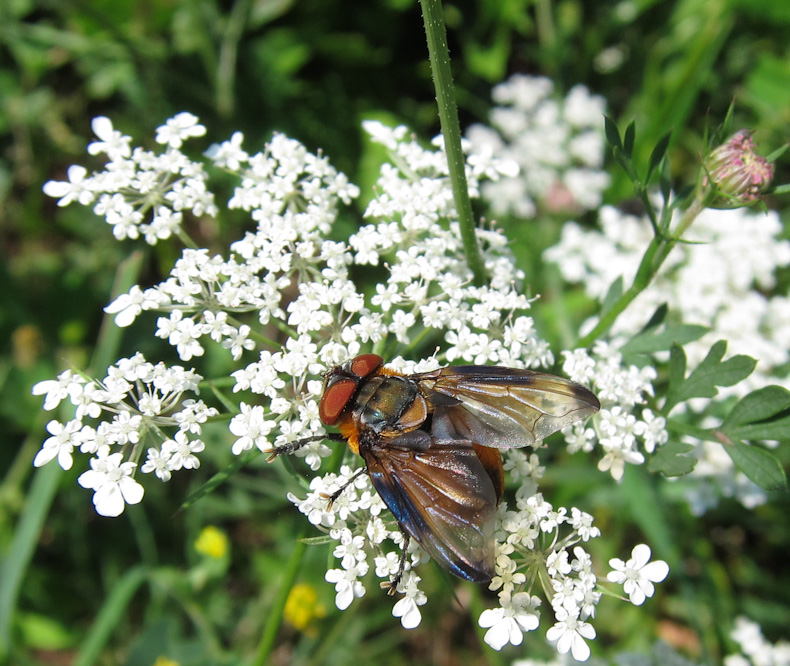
xmin=576 ymin=198 xmax=704 ymax=348
xmin=419 ymin=0 xmax=486 ymax=285
xmin=576 ymin=153 xmax=713 ymax=347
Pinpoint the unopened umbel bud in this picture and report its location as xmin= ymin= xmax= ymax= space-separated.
xmin=703 ymin=130 xmax=774 ymax=207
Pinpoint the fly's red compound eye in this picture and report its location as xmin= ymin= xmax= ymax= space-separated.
xmin=319 ymin=377 xmax=358 ymax=425
xmin=350 ymin=354 xmax=383 ymax=378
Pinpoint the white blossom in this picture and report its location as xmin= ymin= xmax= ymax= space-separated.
xmin=545 ymin=606 xmax=597 ymax=661
xmin=607 ymin=544 xmax=669 ymax=605
xmin=77 ymin=447 xmax=144 ymax=517
xmin=479 ymin=592 xmax=541 ymax=650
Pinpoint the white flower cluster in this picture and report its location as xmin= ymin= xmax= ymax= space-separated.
xmin=289 ymin=460 xmax=668 ymax=660
xmin=545 ymin=204 xmax=790 ymax=512
xmin=725 ymin=617 xmax=790 ymax=666
xmin=38 ymin=114 xmax=538 ymax=514
xmin=481 ymin=490 xmax=601 ymax=659
xmin=287 ymin=465 xmax=429 ymax=628
xmin=32 ymin=353 xmax=215 ymax=516
xmin=561 ymin=341 xmax=667 ymax=481
xmin=43 ymin=114 xmax=216 ymax=244
xmin=466 ymin=74 xmax=610 ymax=219
xmin=36 ymin=113 xmax=672 ymax=660
xmin=546 ymin=204 xmax=790 ymax=389
xmin=476 ymin=466 xmax=668 ymax=658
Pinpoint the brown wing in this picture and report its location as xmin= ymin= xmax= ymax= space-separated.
xmin=361 ymin=434 xmax=497 ymax=582
xmin=416 ymin=365 xmax=600 ymax=448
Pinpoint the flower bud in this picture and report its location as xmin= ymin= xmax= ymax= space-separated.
xmin=703 ymin=130 xmax=774 ymax=207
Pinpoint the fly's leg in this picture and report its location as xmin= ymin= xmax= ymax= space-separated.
xmin=320 ymin=467 xmax=367 ymax=509
xmin=381 ymin=532 xmax=411 ymax=596
xmin=266 ymin=432 xmax=345 ymax=462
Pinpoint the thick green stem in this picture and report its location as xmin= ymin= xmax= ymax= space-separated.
xmin=250 ymin=528 xmax=308 ymax=666
xmin=419 ymin=0 xmax=486 ymax=285
xmin=576 ymin=196 xmax=705 ymax=348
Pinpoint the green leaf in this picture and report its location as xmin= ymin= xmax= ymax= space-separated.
xmin=721 ymin=100 xmax=736 ymax=138
xmin=647 ymin=130 xmax=672 ymax=182
xmin=668 ymin=344 xmax=687 ymax=401
xmin=0 ymin=463 xmax=63 ymax=659
xmin=623 ymin=120 xmax=636 ymax=158
xmin=765 ymin=143 xmax=789 ymax=163
xmin=722 ymin=388 xmax=790 ymax=441
xmin=641 ymin=303 xmax=669 ymax=332
xmin=621 ymin=323 xmax=708 ymax=356
xmin=725 ymin=415 xmax=790 ymax=442
xmin=18 ymin=612 xmax=74 ymax=650
xmin=724 ymin=385 xmax=790 ymax=427
xmin=647 ymin=440 xmax=697 ymax=476
xmin=600 ymin=276 xmax=623 ymax=318
xmin=722 ymin=439 xmax=787 ymax=491
xmin=73 ymin=567 xmax=148 ymax=666
xmin=659 ymin=157 xmax=672 ymax=204
xmin=665 ymin=340 xmax=757 ymax=412
xmin=604 ymin=115 xmax=623 ymax=151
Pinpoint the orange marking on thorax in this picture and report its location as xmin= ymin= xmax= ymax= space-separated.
xmin=337 ymin=413 xmax=360 ymax=455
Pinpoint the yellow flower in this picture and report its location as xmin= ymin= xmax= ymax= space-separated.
xmin=284 ymin=583 xmax=327 ymax=633
xmin=153 ymin=657 xmax=180 ymax=666
xmin=194 ymin=526 xmax=229 ymax=559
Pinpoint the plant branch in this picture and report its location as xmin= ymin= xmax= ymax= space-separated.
xmin=419 ymin=0 xmax=486 ymax=285
xmin=577 ymin=196 xmax=705 ymax=347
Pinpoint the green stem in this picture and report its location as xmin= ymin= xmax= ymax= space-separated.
xmin=577 ymin=196 xmax=705 ymax=347
xmin=0 ymin=462 xmax=62 ymax=660
xmin=216 ymin=0 xmax=252 ymax=118
xmin=250 ymin=528 xmax=308 ymax=666
xmin=73 ymin=567 xmax=148 ymax=666
xmin=419 ymin=0 xmax=486 ymax=285
xmin=534 ymin=0 xmax=557 ymax=76
xmin=666 ymin=419 xmax=719 ymax=443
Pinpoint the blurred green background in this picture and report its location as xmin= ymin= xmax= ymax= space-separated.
xmin=2 ymin=0 xmax=789 ymax=664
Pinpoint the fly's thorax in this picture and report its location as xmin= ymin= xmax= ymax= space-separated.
xmin=354 ymin=375 xmax=428 ymax=437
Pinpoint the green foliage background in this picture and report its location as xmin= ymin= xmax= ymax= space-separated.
xmin=1 ymin=0 xmax=789 ymax=664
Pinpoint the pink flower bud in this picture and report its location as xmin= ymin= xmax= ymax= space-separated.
xmin=704 ymin=131 xmax=774 ymax=207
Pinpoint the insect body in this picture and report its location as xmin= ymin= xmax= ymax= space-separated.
xmin=284 ymin=354 xmax=600 ymax=586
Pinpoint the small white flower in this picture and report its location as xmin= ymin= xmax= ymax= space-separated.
xmin=229 ymin=403 xmax=275 ymax=454
xmin=88 ymin=116 xmax=132 ymax=160
xmin=391 ymin=571 xmax=427 ymax=629
xmin=607 ymin=543 xmax=669 ymax=605
xmin=105 ymin=285 xmax=167 ymax=327
xmin=155 ymin=112 xmax=206 ymax=148
xmin=33 ymin=420 xmax=81 ymax=470
xmin=546 ymin=605 xmax=596 ymax=661
xmin=78 ymin=447 xmax=144 ymax=517
xmin=205 ymin=131 xmax=249 ymax=170
xmin=163 ymin=431 xmax=205 ymax=471
xmin=479 ymin=592 xmax=541 ymax=650
xmin=141 ymin=446 xmax=172 ymax=481
xmin=332 ymin=529 xmax=367 ymax=569
xmin=43 ymin=164 xmax=94 ymax=206
xmin=32 ymin=371 xmax=82 ymax=411
xmin=374 ymin=551 xmax=402 ymax=578
xmin=222 ymin=324 xmax=255 ymax=360
xmin=325 ymin=562 xmax=368 ymax=610
xmin=597 ymin=436 xmax=645 ymax=481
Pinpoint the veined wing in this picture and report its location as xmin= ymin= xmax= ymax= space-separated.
xmin=416 ymin=365 xmax=600 ymax=448
xmin=361 ymin=436 xmax=497 ymax=583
